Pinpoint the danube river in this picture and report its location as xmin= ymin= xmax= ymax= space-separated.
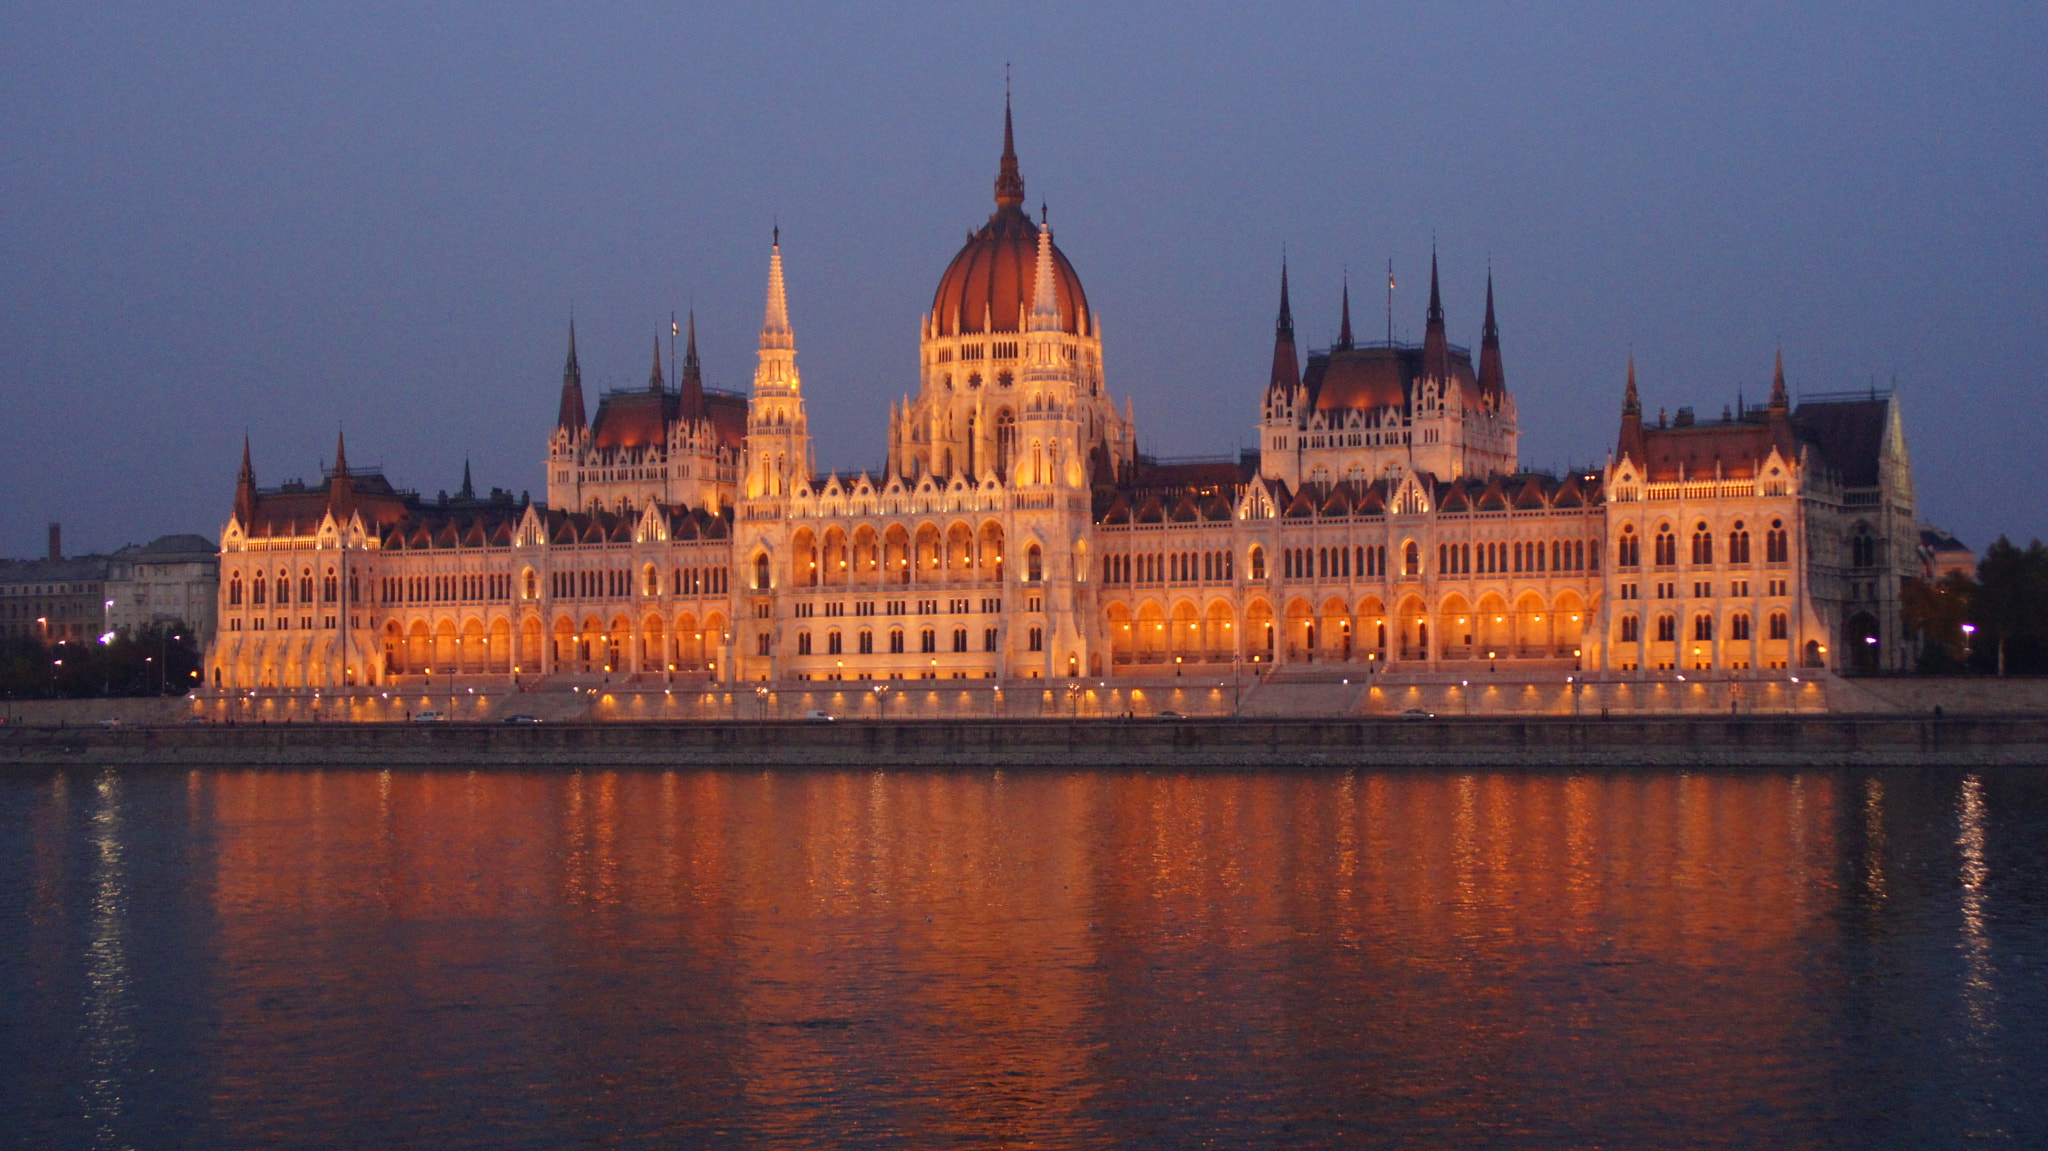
xmin=3 ymin=766 xmax=2043 ymax=1148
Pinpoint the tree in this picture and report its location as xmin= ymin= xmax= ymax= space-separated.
xmin=1968 ymin=537 xmax=2048 ymax=675
xmin=1903 ymin=571 xmax=1975 ymax=672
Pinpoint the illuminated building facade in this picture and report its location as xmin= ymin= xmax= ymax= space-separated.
xmin=205 ymin=107 xmax=1917 ymax=693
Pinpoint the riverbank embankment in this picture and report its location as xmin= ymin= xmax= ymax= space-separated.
xmin=4 ymin=714 xmax=2046 ymax=770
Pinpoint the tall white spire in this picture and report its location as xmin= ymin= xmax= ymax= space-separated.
xmin=753 ymin=229 xmax=800 ymax=396
xmin=761 ymin=227 xmax=793 ymax=352
xmin=1028 ymin=221 xmax=1061 ymax=333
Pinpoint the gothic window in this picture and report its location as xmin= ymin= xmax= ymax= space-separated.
xmin=1620 ymin=615 xmax=1640 ymax=643
xmin=983 ymin=627 xmax=998 ymax=652
xmin=1850 ymin=525 xmax=1876 ymax=567
xmin=967 ymin=373 xmax=981 ymax=389
xmin=1027 ymin=545 xmax=1042 ymax=582
xmin=1250 ymin=546 xmax=1266 ymax=581
xmin=754 ymin=553 xmax=771 ymax=590
xmin=1654 ymin=525 xmax=1677 ymax=567
xmin=228 ymin=573 xmax=243 ymax=606
xmin=1731 ymin=613 xmax=1752 ymax=641
xmin=797 ymin=631 xmax=812 ymax=656
xmin=1766 ymin=520 xmax=1789 ymax=564
xmin=827 ymin=630 xmax=842 ymax=655
xmin=997 ymin=371 xmax=1013 ymax=389
xmin=858 ymin=630 xmax=873 ymax=655
xmin=757 ymin=632 xmax=771 ymax=656
xmin=1769 ymin=612 xmax=1789 ymax=640
xmin=1404 ymin=541 xmax=1420 ymax=577
xmin=1656 ymin=614 xmax=1677 ymax=642
xmin=996 ymin=410 xmax=1016 ymax=478
xmin=323 ymin=569 xmax=338 ymax=603
xmin=952 ymin=628 xmax=968 ymax=653
xmin=1028 ymin=626 xmax=1044 ymax=652
xmin=1691 ymin=523 xmax=1714 ymax=566
xmin=921 ymin=628 xmax=937 ymax=654
xmin=1693 ymin=614 xmax=1714 ymax=642
xmin=889 ymin=629 xmax=905 ymax=654
xmin=1729 ymin=523 xmax=1752 ymax=565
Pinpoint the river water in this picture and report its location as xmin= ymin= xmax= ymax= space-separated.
xmin=2 ymin=766 xmax=2043 ymax=1149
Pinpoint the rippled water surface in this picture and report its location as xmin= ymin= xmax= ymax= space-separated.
xmin=3 ymin=766 xmax=2045 ymax=1148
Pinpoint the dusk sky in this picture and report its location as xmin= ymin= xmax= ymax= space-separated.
xmin=4 ymin=3 xmax=2042 ymax=559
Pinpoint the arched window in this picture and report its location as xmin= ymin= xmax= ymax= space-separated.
xmin=858 ymin=630 xmax=873 ymax=655
xmin=1026 ymin=545 xmax=1042 ymax=582
xmin=644 ymin=565 xmax=659 ymax=596
xmin=252 ymin=573 xmax=267 ymax=605
xmin=1769 ymin=612 xmax=1789 ymax=640
xmin=995 ymin=409 xmax=1017 ymax=478
xmin=1404 ymin=541 xmax=1420 ymax=577
xmin=1693 ymin=614 xmax=1714 ymax=642
xmin=1249 ymin=546 xmax=1266 ymax=581
xmin=754 ymin=553 xmax=771 ymax=590
xmin=952 ymin=627 xmax=968 ymax=652
xmin=1654 ymin=525 xmax=1677 ymax=567
xmin=1767 ymin=519 xmax=1789 ymax=564
xmin=1730 ymin=613 xmax=1752 ymax=640
xmin=889 ymin=629 xmax=905 ymax=654
xmin=524 ymin=570 xmax=537 ymax=600
xmin=1620 ymin=615 xmax=1640 ymax=643
xmin=920 ymin=628 xmax=936 ymax=653
xmin=1729 ymin=522 xmax=1751 ymax=565
xmin=826 ymin=630 xmax=841 ymax=655
xmin=1656 ymin=614 xmax=1677 ymax=642
xmin=797 ymin=630 xmax=812 ymax=656
xmin=322 ymin=568 xmax=338 ymax=603
xmin=1850 ymin=525 xmax=1876 ymax=567
xmin=1691 ymin=523 xmax=1713 ymax=566
xmin=228 ymin=572 xmax=243 ymax=606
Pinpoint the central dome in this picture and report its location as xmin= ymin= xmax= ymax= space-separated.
xmin=929 ymin=107 xmax=1091 ymax=337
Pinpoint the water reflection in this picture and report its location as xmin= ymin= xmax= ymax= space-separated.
xmin=3 ymin=766 xmax=2044 ymax=1149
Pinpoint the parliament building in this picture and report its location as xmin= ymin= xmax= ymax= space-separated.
xmin=205 ymin=106 xmax=1917 ymax=695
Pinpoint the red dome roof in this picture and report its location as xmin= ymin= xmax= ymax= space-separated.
xmin=930 ymin=106 xmax=1090 ymax=337
xmin=932 ymin=210 xmax=1090 ymax=337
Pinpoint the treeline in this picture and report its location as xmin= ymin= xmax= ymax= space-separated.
xmin=1904 ymin=536 xmax=2048 ymax=674
xmin=0 ymin=622 xmax=203 ymax=698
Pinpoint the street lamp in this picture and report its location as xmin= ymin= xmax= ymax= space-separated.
xmin=1961 ymin=622 xmax=1976 ymax=665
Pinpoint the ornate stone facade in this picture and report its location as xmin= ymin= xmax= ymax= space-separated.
xmin=204 ymin=108 xmax=1918 ymax=694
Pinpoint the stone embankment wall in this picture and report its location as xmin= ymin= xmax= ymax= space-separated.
xmin=4 ymin=715 xmax=2046 ymax=770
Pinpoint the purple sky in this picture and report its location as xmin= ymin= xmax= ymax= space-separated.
xmin=4 ymin=3 xmax=2042 ymax=558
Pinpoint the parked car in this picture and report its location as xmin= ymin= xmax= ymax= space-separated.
xmin=1399 ymin=708 xmax=1435 ymax=720
xmin=502 ymin=714 xmax=542 ymax=724
xmin=412 ymin=710 xmax=448 ymax=723
xmin=804 ymin=710 xmax=835 ymax=722
xmin=1156 ymin=710 xmax=1183 ymax=719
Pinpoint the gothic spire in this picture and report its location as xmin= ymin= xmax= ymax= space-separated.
xmin=1027 ymin=220 xmax=1061 ymax=332
xmin=994 ymin=91 xmax=1025 ymax=212
xmin=761 ymin=231 xmax=793 ymax=352
xmin=332 ymin=428 xmax=350 ymax=476
xmin=557 ymin=318 xmax=587 ymax=430
xmin=234 ymin=437 xmax=258 ymax=525
xmin=648 ymin=335 xmax=665 ymax=393
xmin=681 ymin=309 xmax=705 ymax=418
xmin=1475 ymin=271 xmax=1506 ymax=399
xmin=1422 ymin=248 xmax=1449 ymax=381
xmin=1337 ymin=275 xmax=1354 ymax=350
xmin=1267 ymin=260 xmax=1301 ymax=400
xmin=1623 ymin=355 xmax=1640 ymax=415
xmin=1618 ymin=356 xmax=1646 ymax=465
xmin=459 ymin=459 xmax=474 ymax=500
xmin=1769 ymin=348 xmax=1789 ymax=409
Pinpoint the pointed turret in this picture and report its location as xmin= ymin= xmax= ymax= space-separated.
xmin=1266 ymin=261 xmax=1301 ymax=401
xmin=648 ymin=336 xmax=665 ymax=393
xmin=459 ymin=459 xmax=475 ymax=500
xmin=556 ymin=319 xmax=587 ymax=430
xmin=1027 ymin=220 xmax=1061 ymax=332
xmin=1617 ymin=356 xmax=1646 ymax=465
xmin=1766 ymin=348 xmax=1796 ymax=456
xmin=1475 ymin=272 xmax=1506 ymax=400
xmin=331 ymin=428 xmax=350 ymax=476
xmin=760 ymin=229 xmax=794 ymax=355
xmin=680 ymin=309 xmax=705 ymax=418
xmin=233 ymin=437 xmax=258 ymax=526
xmin=1337 ymin=276 xmax=1354 ymax=350
xmin=994 ymin=91 xmax=1025 ymax=212
xmin=1422 ymin=249 xmax=1449 ymax=381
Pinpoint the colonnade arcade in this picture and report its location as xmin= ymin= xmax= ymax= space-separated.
xmin=377 ymin=608 xmax=734 ymax=680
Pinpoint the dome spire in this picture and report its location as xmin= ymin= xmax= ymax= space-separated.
xmin=648 ymin=335 xmax=665 ymax=393
xmin=332 ymin=428 xmax=349 ymax=476
xmin=1618 ymin=355 xmax=1646 ymax=465
xmin=1476 ymin=269 xmax=1506 ymax=399
xmin=1422 ymin=247 xmax=1449 ymax=381
xmin=994 ymin=89 xmax=1025 ymax=212
xmin=761 ymin=229 xmax=793 ymax=352
xmin=557 ymin=318 xmax=586 ymax=430
xmin=234 ymin=436 xmax=258 ymax=526
xmin=1267 ymin=259 xmax=1301 ymax=401
xmin=681 ymin=309 xmax=705 ymax=418
xmin=1770 ymin=348 xmax=1789 ymax=409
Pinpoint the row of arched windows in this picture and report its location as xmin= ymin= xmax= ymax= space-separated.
xmin=1617 ymin=611 xmax=1788 ymax=643
xmin=1436 ymin=539 xmax=1592 ymax=576
xmin=1104 ymin=550 xmax=1234 ymax=585
xmin=793 ymin=625 xmax=1001 ymax=657
xmin=228 ymin=567 xmax=347 ymax=607
xmin=1619 ymin=520 xmax=1790 ymax=569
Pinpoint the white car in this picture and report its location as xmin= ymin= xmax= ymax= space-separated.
xmin=412 ymin=710 xmax=448 ymax=723
xmin=804 ymin=710 xmax=835 ymax=722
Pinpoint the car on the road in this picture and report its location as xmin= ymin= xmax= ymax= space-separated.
xmin=412 ymin=710 xmax=448 ymax=723
xmin=804 ymin=710 xmax=835 ymax=722
xmin=1398 ymin=708 xmax=1435 ymax=720
xmin=502 ymin=714 xmax=542 ymax=724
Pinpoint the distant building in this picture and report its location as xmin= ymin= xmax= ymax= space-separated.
xmin=205 ymin=103 xmax=1923 ymax=691
xmin=1916 ymin=527 xmax=1975 ymax=581
xmin=105 ymin=533 xmax=220 ymax=646
xmin=0 ymin=523 xmax=109 ymax=643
